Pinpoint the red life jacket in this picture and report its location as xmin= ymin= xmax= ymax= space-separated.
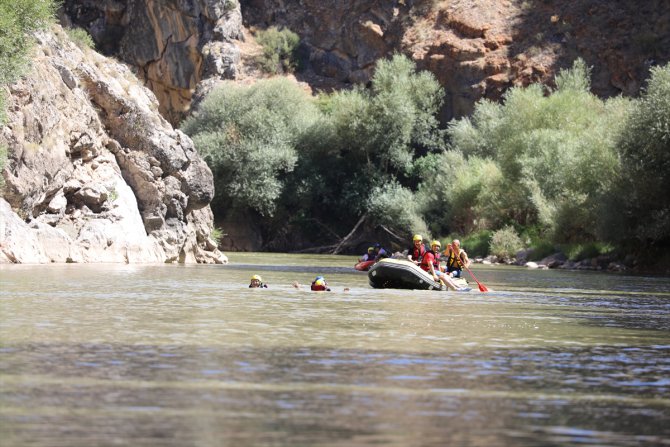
xmin=420 ymin=250 xmax=438 ymax=272
xmin=409 ymin=243 xmax=426 ymax=262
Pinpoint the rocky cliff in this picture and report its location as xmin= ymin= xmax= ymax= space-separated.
xmin=61 ymin=0 xmax=244 ymax=125
xmin=242 ymin=0 xmax=669 ymax=120
xmin=0 ymin=26 xmax=226 ymax=264
xmin=63 ymin=0 xmax=669 ymax=123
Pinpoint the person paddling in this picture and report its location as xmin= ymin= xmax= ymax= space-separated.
xmin=444 ymin=239 xmax=470 ymax=278
xmin=420 ymin=240 xmax=471 ymax=291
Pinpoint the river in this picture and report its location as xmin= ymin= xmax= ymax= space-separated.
xmin=1 ymin=253 xmax=669 ymax=446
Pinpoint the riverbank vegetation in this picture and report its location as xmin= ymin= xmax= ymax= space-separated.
xmin=0 ymin=0 xmax=58 ymax=190
xmin=184 ymin=54 xmax=670 ymax=268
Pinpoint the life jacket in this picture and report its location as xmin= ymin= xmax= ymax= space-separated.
xmin=446 ymin=248 xmax=464 ymax=270
xmin=420 ymin=250 xmax=439 ymax=272
xmin=409 ymin=244 xmax=426 ymax=262
xmin=249 ymin=283 xmax=268 ymax=288
xmin=311 ymin=281 xmax=330 ymax=291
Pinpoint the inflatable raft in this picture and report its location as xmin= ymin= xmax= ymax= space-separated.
xmin=354 ymin=260 xmax=376 ymax=271
xmin=368 ymin=258 xmax=468 ymax=290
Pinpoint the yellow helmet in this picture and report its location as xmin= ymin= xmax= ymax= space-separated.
xmin=431 ymin=240 xmax=441 ymax=248
xmin=413 ymin=234 xmax=423 ymax=241
xmin=250 ymin=274 xmax=262 ymax=282
xmin=314 ymin=279 xmax=325 ymax=286
xmin=368 ymin=246 xmax=374 ymax=252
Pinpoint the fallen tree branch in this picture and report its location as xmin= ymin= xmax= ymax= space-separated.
xmin=379 ymin=225 xmax=405 ymax=243
xmin=332 ymin=213 xmax=367 ymax=254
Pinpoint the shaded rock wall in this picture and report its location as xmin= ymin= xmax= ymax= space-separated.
xmin=0 ymin=27 xmax=226 ymax=264
xmin=242 ymin=0 xmax=408 ymax=84
xmin=62 ymin=0 xmax=244 ymax=124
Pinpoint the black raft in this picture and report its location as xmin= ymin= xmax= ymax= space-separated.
xmin=368 ymin=258 xmax=468 ymax=290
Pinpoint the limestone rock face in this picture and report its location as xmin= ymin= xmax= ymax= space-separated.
xmin=0 ymin=27 xmax=227 ymax=264
xmin=62 ymin=0 xmax=244 ymax=124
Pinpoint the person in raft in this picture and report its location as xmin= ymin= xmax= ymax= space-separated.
xmin=443 ymin=239 xmax=471 ymax=278
xmin=421 ymin=240 xmax=471 ymax=291
xmin=407 ymin=234 xmax=427 ymax=265
xmin=373 ymin=243 xmax=389 ymax=261
xmin=359 ymin=247 xmax=376 ymax=262
xmin=249 ymin=274 xmax=268 ymax=288
xmin=311 ymin=276 xmax=331 ymax=291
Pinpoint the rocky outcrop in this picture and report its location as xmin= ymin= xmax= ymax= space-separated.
xmin=60 ymin=0 xmax=668 ymax=125
xmin=61 ymin=0 xmax=244 ymax=124
xmin=241 ymin=0 xmax=669 ymax=120
xmin=242 ymin=0 xmax=408 ymax=84
xmin=0 ymin=27 xmax=227 ymax=264
xmin=406 ymin=0 xmax=670 ymax=119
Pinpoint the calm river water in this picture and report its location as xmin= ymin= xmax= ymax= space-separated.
xmin=1 ymin=253 xmax=669 ymax=446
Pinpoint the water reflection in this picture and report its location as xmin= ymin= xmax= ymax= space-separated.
xmin=1 ymin=257 xmax=670 ymax=446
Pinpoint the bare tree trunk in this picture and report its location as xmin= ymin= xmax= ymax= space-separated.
xmin=379 ymin=224 xmax=405 ymax=243
xmin=332 ymin=213 xmax=367 ymax=254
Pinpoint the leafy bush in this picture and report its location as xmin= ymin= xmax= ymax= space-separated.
xmin=181 ymin=78 xmax=319 ymax=217
xmin=366 ymin=181 xmax=428 ymax=237
xmin=0 ymin=0 xmax=56 ymax=85
xmin=617 ymin=63 xmax=670 ymax=247
xmin=223 ymin=0 xmax=238 ymax=12
xmin=458 ymin=230 xmax=492 ymax=258
xmin=255 ymin=27 xmax=300 ymax=74
xmin=287 ymin=54 xmax=445 ymax=239
xmin=66 ymin=27 xmax=95 ymax=50
xmin=490 ymin=226 xmax=524 ymax=259
xmin=445 ymin=59 xmax=628 ymax=243
xmin=210 ymin=227 xmax=225 ymax=246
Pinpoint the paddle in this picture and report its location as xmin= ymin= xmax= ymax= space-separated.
xmin=450 ymin=246 xmax=489 ymax=292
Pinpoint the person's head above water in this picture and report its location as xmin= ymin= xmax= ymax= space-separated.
xmin=249 ymin=274 xmax=263 ymax=288
xmin=311 ymin=276 xmax=330 ymax=291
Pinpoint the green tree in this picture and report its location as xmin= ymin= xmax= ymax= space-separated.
xmin=617 ymin=63 xmax=670 ymax=247
xmin=293 ymin=54 xmax=445 ymax=237
xmin=181 ymin=78 xmax=319 ymax=217
xmin=366 ymin=181 xmax=428 ymax=238
xmin=443 ymin=59 xmax=629 ymax=243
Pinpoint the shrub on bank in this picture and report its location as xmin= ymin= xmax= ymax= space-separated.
xmin=616 ymin=63 xmax=670 ymax=248
xmin=0 ymin=0 xmax=57 ymax=190
xmin=490 ymin=226 xmax=524 ymax=260
xmin=65 ymin=27 xmax=95 ymax=50
xmin=181 ymin=78 xmax=319 ymax=217
xmin=444 ymin=59 xmax=628 ymax=244
xmin=457 ymin=230 xmax=492 ymax=258
xmin=255 ymin=26 xmax=300 ymax=74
